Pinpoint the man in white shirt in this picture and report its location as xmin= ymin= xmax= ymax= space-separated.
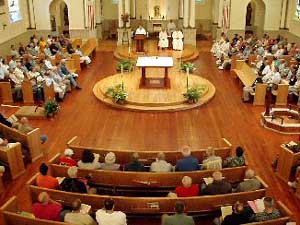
xmin=96 ymin=199 xmax=127 ymax=225
xmin=150 ymin=152 xmax=172 ymax=172
xmin=158 ymin=29 xmax=169 ymax=50
xmin=135 ymin=25 xmax=147 ymax=35
xmin=172 ymin=28 xmax=184 ymax=51
xmin=75 ymin=46 xmax=91 ymax=65
xmin=167 ymin=20 xmax=176 ymax=36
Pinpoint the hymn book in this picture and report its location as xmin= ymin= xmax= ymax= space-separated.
xmin=221 ymin=206 xmax=233 ymax=219
xmin=247 ymin=199 xmax=265 ymax=213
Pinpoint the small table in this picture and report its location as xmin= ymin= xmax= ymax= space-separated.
xmin=136 ymin=57 xmax=174 ymax=88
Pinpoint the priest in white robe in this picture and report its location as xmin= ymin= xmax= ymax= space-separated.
xmin=158 ymin=29 xmax=169 ymax=50
xmin=172 ymin=29 xmax=184 ymax=51
xmin=135 ymin=25 xmax=147 ymax=35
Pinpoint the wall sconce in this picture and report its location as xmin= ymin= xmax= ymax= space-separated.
xmin=2 ymin=23 xmax=7 ymax=30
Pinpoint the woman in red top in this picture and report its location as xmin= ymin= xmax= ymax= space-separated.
xmin=58 ymin=148 xmax=77 ymax=167
xmin=175 ymin=176 xmax=199 ymax=197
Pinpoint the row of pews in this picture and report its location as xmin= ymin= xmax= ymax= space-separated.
xmin=0 ymin=38 xmax=98 ymax=104
xmin=231 ymin=54 xmax=295 ymax=106
xmin=0 ymin=137 xmax=296 ymax=224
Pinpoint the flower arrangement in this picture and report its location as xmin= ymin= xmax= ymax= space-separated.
xmin=181 ymin=62 xmax=196 ymax=73
xmin=116 ymin=59 xmax=134 ymax=72
xmin=105 ymin=84 xmax=128 ymax=104
xmin=44 ymin=99 xmax=60 ymax=117
xmin=121 ymin=13 xmax=130 ymax=27
xmin=183 ymin=85 xmax=206 ymax=103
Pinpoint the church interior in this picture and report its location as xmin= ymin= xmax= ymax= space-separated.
xmin=0 ymin=0 xmax=300 ymax=224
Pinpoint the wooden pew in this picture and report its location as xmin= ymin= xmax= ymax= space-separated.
xmin=67 ymin=136 xmax=233 ymax=166
xmin=72 ymin=38 xmax=82 ymax=49
xmin=1 ymin=196 xmax=67 ymax=225
xmin=21 ymin=81 xmax=34 ymax=105
xmin=0 ymin=82 xmax=13 ymax=104
xmin=49 ymin=154 xmax=247 ymax=193
xmin=0 ymin=123 xmax=43 ymax=162
xmin=27 ymin=174 xmax=268 ymax=216
xmin=0 ymin=172 xmax=4 ymax=195
xmin=65 ymin=59 xmax=78 ymax=74
xmin=232 ymin=61 xmax=258 ymax=87
xmin=0 ymin=143 xmax=25 ymax=179
xmin=272 ymin=84 xmax=289 ymax=106
xmin=81 ymin=38 xmax=97 ymax=57
xmin=71 ymin=54 xmax=81 ymax=71
xmin=42 ymin=81 xmax=56 ymax=101
xmin=251 ymin=83 xmax=267 ymax=106
xmin=276 ymin=143 xmax=300 ymax=182
xmin=230 ymin=56 xmax=243 ymax=71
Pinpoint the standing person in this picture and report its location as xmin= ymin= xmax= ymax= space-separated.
xmin=158 ymin=28 xmax=169 ymax=50
xmin=172 ymin=28 xmax=184 ymax=51
xmin=162 ymin=201 xmax=195 ymax=225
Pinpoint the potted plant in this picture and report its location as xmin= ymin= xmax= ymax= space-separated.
xmin=181 ymin=62 xmax=196 ymax=73
xmin=116 ymin=59 xmax=134 ymax=72
xmin=105 ymin=84 xmax=128 ymax=104
xmin=183 ymin=85 xmax=206 ymax=103
xmin=44 ymin=99 xmax=60 ymax=117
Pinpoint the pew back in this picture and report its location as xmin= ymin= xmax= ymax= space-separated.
xmin=43 ymin=81 xmax=55 ymax=101
xmin=253 ymin=83 xmax=267 ymax=106
xmin=0 ymin=82 xmax=13 ymax=104
xmin=21 ymin=81 xmax=34 ymax=105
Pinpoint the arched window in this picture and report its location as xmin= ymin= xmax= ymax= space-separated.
xmin=296 ymin=0 xmax=300 ymax=19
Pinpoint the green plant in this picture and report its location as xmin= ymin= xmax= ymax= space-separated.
xmin=105 ymin=84 xmax=128 ymax=104
xmin=183 ymin=85 xmax=206 ymax=103
xmin=44 ymin=99 xmax=60 ymax=116
xmin=181 ymin=62 xmax=196 ymax=73
xmin=116 ymin=59 xmax=134 ymax=72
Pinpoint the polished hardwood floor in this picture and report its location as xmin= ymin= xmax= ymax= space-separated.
xmin=0 ymin=39 xmax=299 ymax=224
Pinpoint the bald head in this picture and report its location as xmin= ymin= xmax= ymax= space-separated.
xmin=182 ymin=176 xmax=192 ymax=188
xmin=157 ymin=152 xmax=166 ymax=161
xmin=20 ymin=117 xmax=29 ymax=125
xmin=38 ymin=192 xmax=50 ymax=204
xmin=181 ymin=146 xmax=191 ymax=157
xmin=71 ymin=199 xmax=82 ymax=211
xmin=212 ymin=171 xmax=223 ymax=181
xmin=245 ymin=169 xmax=255 ymax=179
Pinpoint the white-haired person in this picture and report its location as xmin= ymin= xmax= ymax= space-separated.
xmin=202 ymin=147 xmax=222 ymax=170
xmin=175 ymin=146 xmax=200 ymax=171
xmin=59 ymin=148 xmax=77 ymax=166
xmin=150 ymin=152 xmax=172 ymax=172
xmin=175 ymin=176 xmax=199 ymax=197
xmin=100 ymin=152 xmax=120 ymax=171
xmin=235 ymin=169 xmax=261 ymax=192
xmin=60 ymin=166 xmax=88 ymax=193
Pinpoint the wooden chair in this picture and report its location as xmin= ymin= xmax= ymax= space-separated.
xmin=0 ymin=122 xmax=43 ymax=162
xmin=251 ymin=83 xmax=267 ymax=106
xmin=65 ymin=59 xmax=78 ymax=73
xmin=21 ymin=81 xmax=34 ymax=105
xmin=272 ymin=84 xmax=289 ymax=106
xmin=42 ymin=81 xmax=55 ymax=101
xmin=0 ymin=143 xmax=25 ymax=179
xmin=0 ymin=82 xmax=13 ymax=104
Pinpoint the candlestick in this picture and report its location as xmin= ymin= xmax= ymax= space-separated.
xmin=121 ymin=64 xmax=124 ymax=90
xmin=186 ymin=67 xmax=190 ymax=91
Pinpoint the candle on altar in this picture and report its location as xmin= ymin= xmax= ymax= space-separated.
xmin=128 ymin=46 xmax=131 ymax=55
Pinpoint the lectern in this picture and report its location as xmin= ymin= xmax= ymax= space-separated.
xmin=135 ymin=34 xmax=145 ymax=53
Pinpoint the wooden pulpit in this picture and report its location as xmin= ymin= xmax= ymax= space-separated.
xmin=135 ymin=34 xmax=145 ymax=53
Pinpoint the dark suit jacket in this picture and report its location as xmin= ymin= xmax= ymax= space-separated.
xmin=175 ymin=156 xmax=200 ymax=171
xmin=202 ymin=180 xmax=232 ymax=195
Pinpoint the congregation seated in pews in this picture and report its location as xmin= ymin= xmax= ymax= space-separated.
xmin=0 ymin=34 xmax=97 ymax=103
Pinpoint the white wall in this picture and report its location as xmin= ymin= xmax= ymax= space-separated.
xmin=287 ymin=0 xmax=300 ymax=38
xmin=196 ymin=0 xmax=212 ymax=19
xmin=0 ymin=0 xmax=29 ymax=44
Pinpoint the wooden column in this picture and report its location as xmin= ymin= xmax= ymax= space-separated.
xmin=280 ymin=0 xmax=288 ymax=29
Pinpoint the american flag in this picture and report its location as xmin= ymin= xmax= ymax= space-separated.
xmin=87 ymin=2 xmax=96 ymax=30
xmin=222 ymin=0 xmax=230 ymax=34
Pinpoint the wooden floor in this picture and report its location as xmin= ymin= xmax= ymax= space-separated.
xmin=0 ymin=39 xmax=300 ymax=224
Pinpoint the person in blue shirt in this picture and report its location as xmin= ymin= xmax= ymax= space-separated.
xmin=175 ymin=146 xmax=200 ymax=171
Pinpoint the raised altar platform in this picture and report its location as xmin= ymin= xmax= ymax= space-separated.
xmin=114 ymin=41 xmax=199 ymax=62
xmin=93 ymin=66 xmax=215 ymax=112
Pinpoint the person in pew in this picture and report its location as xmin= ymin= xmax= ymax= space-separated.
xmin=175 ymin=146 xmax=200 ymax=171
xmin=235 ymin=169 xmax=261 ymax=192
xmin=12 ymin=117 xmax=48 ymax=144
xmin=36 ymin=163 xmax=59 ymax=189
xmin=251 ymin=197 xmax=281 ymax=222
xmin=150 ymin=152 xmax=172 ymax=172
xmin=78 ymin=149 xmax=101 ymax=170
xmin=60 ymin=166 xmax=88 ymax=193
xmin=288 ymin=166 xmax=300 ymax=189
xmin=66 ymin=40 xmax=75 ymax=54
xmin=213 ymin=201 xmax=252 ymax=225
xmin=64 ymin=199 xmax=97 ymax=225
xmin=99 ymin=152 xmax=120 ymax=171
xmin=158 ymin=28 xmax=169 ymax=50
xmin=174 ymin=176 xmax=199 ymax=197
xmin=18 ymin=42 xmax=26 ymax=56
xmin=0 ymin=113 xmax=12 ymax=127
xmin=201 ymin=171 xmax=232 ymax=195
xmin=32 ymin=191 xmax=62 ymax=221
xmin=0 ymin=136 xmax=9 ymax=146
xmin=125 ymin=152 xmax=146 ymax=172
xmin=202 ymin=147 xmax=222 ymax=170
xmin=59 ymin=148 xmax=77 ymax=166
xmin=242 ymin=77 xmax=264 ymax=102
xmin=161 ymin=201 xmax=195 ymax=225
xmin=45 ymin=69 xmax=68 ymax=100
xmin=8 ymin=55 xmax=17 ymax=70
xmin=10 ymin=45 xmax=20 ymax=58
xmin=223 ymin=146 xmax=246 ymax=168
xmin=75 ymin=45 xmax=92 ymax=65
xmin=58 ymin=59 xmax=81 ymax=90
xmin=96 ymin=199 xmax=127 ymax=225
